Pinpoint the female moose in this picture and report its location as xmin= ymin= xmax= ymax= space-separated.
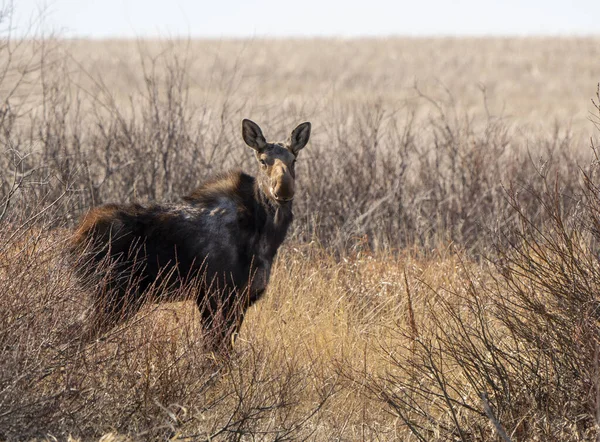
xmin=71 ymin=119 xmax=311 ymax=349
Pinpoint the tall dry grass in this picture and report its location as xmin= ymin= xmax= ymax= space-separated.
xmin=1 ymin=6 xmax=600 ymax=440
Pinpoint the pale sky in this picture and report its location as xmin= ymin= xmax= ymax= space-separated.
xmin=12 ymin=0 xmax=600 ymax=38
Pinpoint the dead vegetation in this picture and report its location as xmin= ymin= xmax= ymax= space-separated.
xmin=1 ymin=5 xmax=600 ymax=440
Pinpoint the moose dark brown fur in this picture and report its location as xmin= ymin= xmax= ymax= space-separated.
xmin=71 ymin=119 xmax=311 ymax=349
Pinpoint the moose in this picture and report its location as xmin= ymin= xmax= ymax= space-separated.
xmin=71 ymin=119 xmax=311 ymax=349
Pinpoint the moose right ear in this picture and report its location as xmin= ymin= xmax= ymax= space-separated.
xmin=242 ymin=119 xmax=267 ymax=152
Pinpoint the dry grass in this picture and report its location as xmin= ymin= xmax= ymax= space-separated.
xmin=1 ymin=5 xmax=600 ymax=439
xmin=3 ymin=228 xmax=597 ymax=440
xmin=60 ymin=37 xmax=600 ymax=134
xmin=0 ymin=228 xmax=489 ymax=439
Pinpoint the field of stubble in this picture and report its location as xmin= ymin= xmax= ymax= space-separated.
xmin=1 ymin=36 xmax=600 ymax=440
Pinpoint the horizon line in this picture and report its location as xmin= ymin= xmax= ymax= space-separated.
xmin=20 ymin=32 xmax=600 ymax=41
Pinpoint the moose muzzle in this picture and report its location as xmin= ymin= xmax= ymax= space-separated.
xmin=270 ymin=163 xmax=295 ymax=202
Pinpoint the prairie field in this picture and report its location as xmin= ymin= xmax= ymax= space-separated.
xmin=1 ymin=30 xmax=600 ymax=441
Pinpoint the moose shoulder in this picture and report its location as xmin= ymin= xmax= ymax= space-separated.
xmin=71 ymin=119 xmax=311 ymax=349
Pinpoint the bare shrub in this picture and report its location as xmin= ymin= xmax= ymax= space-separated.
xmin=290 ymin=87 xmax=584 ymax=253
xmin=360 ymin=87 xmax=600 ymax=441
xmin=3 ymin=32 xmax=588 ymax=254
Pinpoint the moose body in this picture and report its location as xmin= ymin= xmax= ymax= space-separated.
xmin=71 ymin=119 xmax=311 ymax=348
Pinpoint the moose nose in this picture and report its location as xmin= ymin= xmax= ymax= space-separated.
xmin=271 ymin=188 xmax=294 ymax=202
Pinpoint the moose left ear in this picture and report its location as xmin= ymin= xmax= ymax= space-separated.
xmin=289 ymin=122 xmax=311 ymax=155
xmin=242 ymin=119 xmax=267 ymax=152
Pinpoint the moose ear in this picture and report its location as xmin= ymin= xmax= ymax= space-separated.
xmin=289 ymin=122 xmax=311 ymax=155
xmin=242 ymin=119 xmax=267 ymax=152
